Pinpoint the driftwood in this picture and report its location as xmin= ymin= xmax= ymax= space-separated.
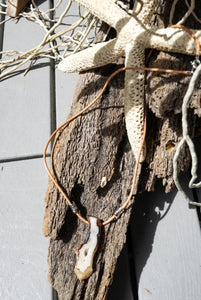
xmin=143 ymin=0 xmax=201 ymax=193
xmin=43 ymin=1 xmax=201 ymax=299
xmin=142 ymin=50 xmax=201 ymax=193
xmin=44 ymin=61 xmax=136 ymax=299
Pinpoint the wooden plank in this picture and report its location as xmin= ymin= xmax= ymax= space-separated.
xmin=1 ymin=1 xmax=52 ymax=298
xmin=131 ymin=175 xmax=201 ymax=300
xmin=0 ymin=4 xmax=51 ymax=160
xmin=54 ymin=1 xmax=81 ymax=126
xmin=0 ymin=159 xmax=52 ymax=299
xmin=7 ymin=0 xmax=30 ymax=17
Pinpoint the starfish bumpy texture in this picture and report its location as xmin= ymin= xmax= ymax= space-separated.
xmin=58 ymin=0 xmax=201 ymax=162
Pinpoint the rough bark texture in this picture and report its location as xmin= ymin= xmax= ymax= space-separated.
xmin=140 ymin=0 xmax=201 ymax=193
xmin=43 ymin=1 xmax=201 ymax=299
xmin=44 ymin=62 xmax=136 ymax=299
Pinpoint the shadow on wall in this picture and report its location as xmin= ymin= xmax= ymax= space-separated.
xmin=108 ymin=181 xmax=177 ymax=300
xmin=130 ymin=153 xmax=201 ymax=285
xmin=130 ymin=179 xmax=176 ymax=283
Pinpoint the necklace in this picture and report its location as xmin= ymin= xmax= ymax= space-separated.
xmin=43 ymin=67 xmax=147 ymax=280
xmin=43 ymin=64 xmax=191 ymax=280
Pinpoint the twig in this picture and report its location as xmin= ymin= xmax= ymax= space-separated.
xmin=173 ymin=62 xmax=201 ymax=206
xmin=169 ymin=0 xmax=195 ymax=25
xmin=0 ymin=0 xmax=100 ymax=79
xmin=0 ymin=1 xmax=73 ymax=79
xmin=31 ymin=0 xmax=59 ymax=58
xmin=185 ymin=0 xmax=201 ymax=24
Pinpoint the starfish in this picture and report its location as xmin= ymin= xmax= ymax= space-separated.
xmin=58 ymin=0 xmax=201 ymax=162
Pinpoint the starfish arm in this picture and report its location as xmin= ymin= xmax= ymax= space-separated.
xmin=124 ymin=45 xmax=146 ymax=162
xmin=134 ymin=0 xmax=158 ymax=25
xmin=74 ymin=0 xmax=129 ymax=29
xmin=146 ymin=28 xmax=201 ymax=56
xmin=58 ymin=39 xmax=123 ymax=73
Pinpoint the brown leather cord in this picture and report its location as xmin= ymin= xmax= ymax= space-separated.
xmin=43 ymin=66 xmax=189 ymax=226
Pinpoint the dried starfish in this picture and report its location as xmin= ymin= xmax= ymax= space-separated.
xmin=59 ymin=0 xmax=201 ymax=162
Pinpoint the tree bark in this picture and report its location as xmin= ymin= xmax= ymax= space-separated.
xmin=44 ymin=62 xmax=136 ymax=299
xmin=142 ymin=0 xmax=201 ymax=192
xmin=43 ymin=1 xmax=201 ymax=299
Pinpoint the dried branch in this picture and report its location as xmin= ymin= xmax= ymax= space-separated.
xmin=0 ymin=0 xmax=101 ymax=80
xmin=169 ymin=0 xmax=195 ymax=25
xmin=185 ymin=0 xmax=201 ymax=24
xmin=173 ymin=61 xmax=201 ymax=205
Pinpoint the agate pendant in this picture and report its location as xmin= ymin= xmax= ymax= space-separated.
xmin=74 ymin=216 xmax=101 ymax=280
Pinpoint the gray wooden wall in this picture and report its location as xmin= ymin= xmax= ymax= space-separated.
xmin=1 ymin=1 xmax=201 ymax=299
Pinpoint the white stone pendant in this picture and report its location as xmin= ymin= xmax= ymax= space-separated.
xmin=74 ymin=216 xmax=101 ymax=280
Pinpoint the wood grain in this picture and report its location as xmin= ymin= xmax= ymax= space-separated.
xmin=139 ymin=0 xmax=201 ymax=193
xmin=44 ymin=63 xmax=138 ymax=299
